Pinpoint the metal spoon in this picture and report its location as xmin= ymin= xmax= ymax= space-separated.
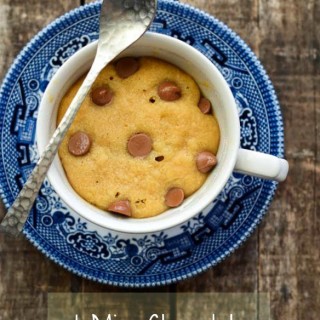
xmin=0 ymin=0 xmax=157 ymax=236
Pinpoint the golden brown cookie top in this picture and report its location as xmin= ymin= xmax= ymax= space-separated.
xmin=57 ymin=57 xmax=220 ymax=218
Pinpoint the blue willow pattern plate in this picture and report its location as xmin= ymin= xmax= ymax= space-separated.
xmin=0 ymin=0 xmax=284 ymax=287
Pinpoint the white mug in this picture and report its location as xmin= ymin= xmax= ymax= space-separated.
xmin=37 ymin=32 xmax=288 ymax=234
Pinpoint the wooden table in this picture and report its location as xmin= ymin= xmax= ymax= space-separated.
xmin=0 ymin=0 xmax=318 ymax=319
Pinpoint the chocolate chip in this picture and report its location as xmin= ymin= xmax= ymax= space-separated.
xmin=165 ymin=188 xmax=185 ymax=207
xmin=68 ymin=131 xmax=91 ymax=156
xmin=155 ymin=155 xmax=164 ymax=162
xmin=108 ymin=200 xmax=132 ymax=216
xmin=115 ymin=57 xmax=139 ymax=78
xmin=198 ymin=97 xmax=212 ymax=114
xmin=158 ymin=81 xmax=182 ymax=101
xmin=127 ymin=133 xmax=152 ymax=157
xmin=91 ymin=86 xmax=113 ymax=106
xmin=196 ymin=151 xmax=217 ymax=173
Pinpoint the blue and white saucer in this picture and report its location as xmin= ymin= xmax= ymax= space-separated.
xmin=0 ymin=0 xmax=284 ymax=287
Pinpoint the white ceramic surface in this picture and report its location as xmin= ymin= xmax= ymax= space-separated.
xmin=37 ymin=32 xmax=288 ymax=233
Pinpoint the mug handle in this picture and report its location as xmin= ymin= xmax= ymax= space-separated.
xmin=234 ymin=149 xmax=289 ymax=182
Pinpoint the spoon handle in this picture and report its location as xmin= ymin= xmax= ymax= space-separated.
xmin=0 ymin=62 xmax=102 ymax=236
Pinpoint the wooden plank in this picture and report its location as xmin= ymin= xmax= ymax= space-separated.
xmin=0 ymin=1 xmax=81 ymax=319
xmin=258 ymin=0 xmax=318 ymax=76
xmin=257 ymin=0 xmax=320 ymax=319
xmin=314 ymin=78 xmax=320 ymax=319
xmin=0 ymin=250 xmax=83 ymax=319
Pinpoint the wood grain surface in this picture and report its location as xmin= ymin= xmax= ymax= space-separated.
xmin=0 ymin=0 xmax=319 ymax=319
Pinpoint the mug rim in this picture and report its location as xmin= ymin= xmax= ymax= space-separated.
xmin=37 ymin=32 xmax=240 ymax=234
